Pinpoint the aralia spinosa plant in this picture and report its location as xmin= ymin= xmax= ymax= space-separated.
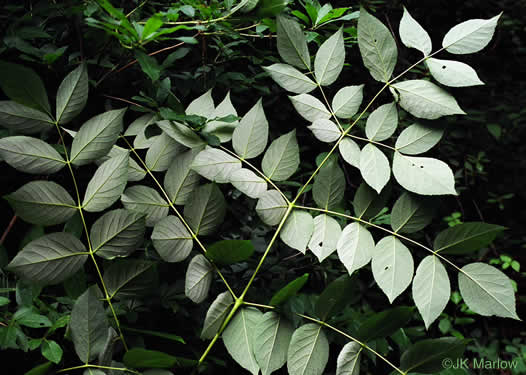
xmin=0 ymin=2 xmax=519 ymax=375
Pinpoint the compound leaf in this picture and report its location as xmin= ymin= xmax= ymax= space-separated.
xmin=70 ymin=108 xmax=125 ymax=165
xmin=6 ymin=232 xmax=87 ymax=285
xmin=391 ymin=80 xmax=465 ymax=120
xmin=287 ymin=324 xmax=329 ymax=375
xmin=56 ymin=63 xmax=88 ymax=124
xmin=82 ymin=151 xmax=129 ymax=212
xmin=91 ymin=209 xmax=145 ymax=260
xmin=412 ymin=256 xmax=450 ymax=328
xmin=393 ymin=152 xmax=456 ymax=195
xmin=280 ymin=210 xmax=314 ymax=253
xmin=358 ymin=7 xmax=398 ymax=82
xmin=262 ymin=130 xmax=300 ymax=181
xmin=5 ymin=181 xmax=77 ymax=226
xmin=223 ymin=307 xmax=263 ymax=375
xmin=0 ymin=136 xmax=66 ymax=174
xmin=372 ymin=236 xmax=414 ymax=303
xmin=232 ymin=99 xmax=269 ymax=159
xmin=151 ymin=216 xmax=193 ymax=262
xmin=183 ymin=183 xmax=226 ymax=236
xmin=458 ymin=263 xmax=519 ymax=320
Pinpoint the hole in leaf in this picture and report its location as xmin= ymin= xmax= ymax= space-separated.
xmin=420 ymin=165 xmax=424 ymax=168
xmin=374 ymin=39 xmax=377 ymax=43
xmin=145 ymin=125 xmax=162 ymax=139
xmin=318 ymin=241 xmax=323 ymax=248
xmin=442 ymin=65 xmax=446 ymax=69
xmin=384 ymin=266 xmax=389 ymax=271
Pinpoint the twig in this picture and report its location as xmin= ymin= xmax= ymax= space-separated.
xmin=0 ymin=215 xmax=17 ymax=246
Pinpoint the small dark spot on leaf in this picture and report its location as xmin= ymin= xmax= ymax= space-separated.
xmin=442 ymin=65 xmax=446 ymax=69
xmin=374 ymin=39 xmax=377 ymax=43
xmin=318 ymin=241 xmax=323 ymax=247
xmin=384 ymin=266 xmax=389 ymax=271
xmin=420 ymin=165 xmax=424 ymax=168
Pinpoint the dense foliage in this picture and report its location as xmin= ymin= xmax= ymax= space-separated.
xmin=0 ymin=1 xmax=524 ymax=374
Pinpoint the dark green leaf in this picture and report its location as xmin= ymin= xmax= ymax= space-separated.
xmin=123 ymin=348 xmax=179 ymax=369
xmin=121 ymin=326 xmax=185 ymax=344
xmin=357 ymin=306 xmax=413 ymax=342
xmin=400 ymin=337 xmax=467 ymax=374
xmin=135 ymin=51 xmax=161 ymax=81
xmin=24 ymin=361 xmax=53 ymax=375
xmin=103 ymin=260 xmax=156 ymax=300
xmin=434 ymin=222 xmax=506 ymax=254
xmin=206 ymin=240 xmax=254 ymax=266
xmin=0 ymin=61 xmax=50 ymax=114
xmin=315 ymin=274 xmax=355 ymax=321
xmin=41 ymin=340 xmax=62 ymax=364
xmin=70 ymin=285 xmax=109 ymax=363
xmin=269 ymin=273 xmax=309 ymax=306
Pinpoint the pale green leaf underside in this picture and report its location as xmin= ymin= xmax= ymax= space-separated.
xmin=308 ymin=214 xmax=341 ymax=263
xmin=339 ymin=138 xmax=360 ymax=168
xmin=230 ymin=168 xmax=268 ymax=199
xmin=232 ymin=98 xmax=269 ymax=159
xmin=56 ymin=63 xmax=88 ymax=124
xmin=0 ymin=101 xmax=53 ymax=134
xmin=223 ymin=307 xmax=263 ymax=375
xmin=459 ymin=262 xmax=519 ymax=319
xmin=70 ymin=286 xmax=108 ymax=363
xmin=359 ymin=143 xmax=390 ymax=194
xmin=308 ymin=119 xmax=341 ymax=143
xmin=276 ymin=15 xmax=310 ymax=70
xmin=201 ymin=291 xmax=234 ymax=340
xmin=70 ymin=108 xmax=125 ymax=166
xmin=192 ymin=147 xmax=241 ymax=183
xmin=399 ymin=7 xmax=432 ymax=56
xmin=204 ymin=91 xmax=238 ymax=143
xmin=332 ymin=85 xmax=364 ymax=119
xmin=262 ymin=129 xmax=300 ymax=181
xmin=121 ymin=185 xmax=169 ymax=227
xmin=156 ymin=120 xmax=206 ymax=149
xmin=280 ymin=210 xmax=314 ymax=253
xmin=7 ymin=232 xmax=87 ymax=285
xmin=254 ymin=312 xmax=294 ymax=375
xmin=256 ymin=190 xmax=288 ymax=226
xmin=412 ymin=256 xmax=450 ymax=328
xmin=365 ymin=102 xmax=398 ymax=141
xmin=337 ymin=223 xmax=375 ymax=276
xmin=393 ymin=152 xmax=456 ymax=195
xmin=0 ymin=136 xmax=66 ymax=174
xmin=83 ymin=152 xmax=129 ymax=212
xmin=125 ymin=113 xmax=156 ymax=137
xmin=442 ymin=13 xmax=501 ymax=54
xmin=185 ymin=254 xmax=214 ymax=304
xmin=395 ymin=123 xmax=444 ymax=155
xmin=372 ymin=236 xmax=414 ymax=303
xmin=186 ymin=89 xmax=214 ymax=118
xmin=392 ymin=80 xmax=465 ymax=120
xmin=287 ymin=323 xmax=329 ymax=375
xmin=264 ymin=64 xmax=317 ymax=94
xmin=91 ymin=209 xmax=145 ymax=260
xmin=426 ymin=58 xmax=483 ymax=87
xmin=358 ymin=7 xmax=398 ymax=82
xmin=314 ymin=28 xmax=345 ymax=86
xmin=164 ymin=149 xmax=200 ymax=205
xmin=5 ymin=181 xmax=77 ymax=225
xmin=145 ymin=132 xmax=184 ymax=172
xmin=289 ymin=94 xmax=331 ymax=122
xmin=97 ymin=145 xmax=146 ymax=182
xmin=151 ymin=215 xmax=193 ymax=262
xmin=183 ymin=183 xmax=226 ymax=236
xmin=336 ymin=342 xmax=362 ymax=375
